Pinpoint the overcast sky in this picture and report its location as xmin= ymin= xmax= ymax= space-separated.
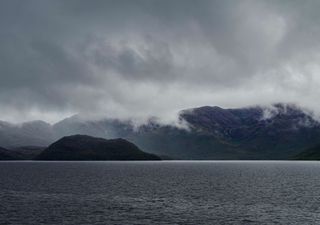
xmin=1 ymin=0 xmax=320 ymax=123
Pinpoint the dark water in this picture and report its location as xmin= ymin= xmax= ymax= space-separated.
xmin=1 ymin=161 xmax=320 ymax=225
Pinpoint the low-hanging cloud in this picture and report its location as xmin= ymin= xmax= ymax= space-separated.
xmin=1 ymin=0 xmax=320 ymax=124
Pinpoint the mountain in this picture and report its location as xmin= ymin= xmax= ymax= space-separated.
xmin=0 ymin=120 xmax=54 ymax=147
xmin=36 ymin=135 xmax=161 ymax=160
xmin=176 ymin=103 xmax=320 ymax=159
xmin=44 ymin=103 xmax=320 ymax=160
xmin=0 ymin=147 xmax=20 ymax=160
xmin=293 ymin=144 xmax=320 ymax=160
xmin=1 ymin=103 xmax=320 ymax=160
xmin=0 ymin=146 xmax=45 ymax=160
xmin=8 ymin=146 xmax=45 ymax=160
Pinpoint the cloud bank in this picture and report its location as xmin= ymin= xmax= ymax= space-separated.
xmin=1 ymin=0 xmax=320 ymax=123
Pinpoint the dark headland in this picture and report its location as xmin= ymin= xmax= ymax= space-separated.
xmin=293 ymin=144 xmax=320 ymax=160
xmin=35 ymin=135 xmax=161 ymax=161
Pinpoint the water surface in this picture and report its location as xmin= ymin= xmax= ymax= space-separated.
xmin=0 ymin=161 xmax=320 ymax=224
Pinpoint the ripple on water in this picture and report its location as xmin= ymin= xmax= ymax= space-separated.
xmin=0 ymin=161 xmax=320 ymax=224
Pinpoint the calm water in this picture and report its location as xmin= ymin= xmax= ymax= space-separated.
xmin=0 ymin=161 xmax=320 ymax=225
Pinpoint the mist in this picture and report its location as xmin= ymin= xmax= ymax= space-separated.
xmin=1 ymin=0 xmax=320 ymax=123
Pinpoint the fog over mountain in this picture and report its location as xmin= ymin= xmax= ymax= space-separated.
xmin=1 ymin=0 xmax=320 ymax=123
xmin=1 ymin=103 xmax=320 ymax=160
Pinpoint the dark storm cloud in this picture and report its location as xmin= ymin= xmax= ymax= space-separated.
xmin=1 ymin=0 xmax=320 ymax=123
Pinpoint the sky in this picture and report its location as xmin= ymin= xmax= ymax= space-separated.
xmin=1 ymin=0 xmax=320 ymax=124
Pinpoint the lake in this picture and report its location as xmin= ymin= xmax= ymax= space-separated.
xmin=0 ymin=161 xmax=320 ymax=224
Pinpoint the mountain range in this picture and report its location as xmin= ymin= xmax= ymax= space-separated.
xmin=1 ymin=103 xmax=320 ymax=160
